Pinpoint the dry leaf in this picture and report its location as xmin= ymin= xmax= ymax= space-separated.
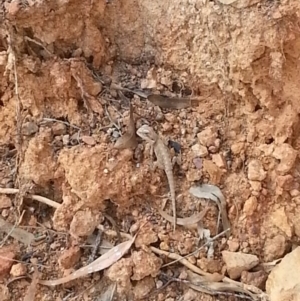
xmin=147 ymin=94 xmax=192 ymax=109
xmin=217 ymin=0 xmax=238 ymax=4
xmin=147 ymin=94 xmax=211 ymax=110
xmin=189 ymin=184 xmax=231 ymax=238
xmin=0 ymin=216 xmax=34 ymax=246
xmin=98 ymin=283 xmax=117 ymax=301
xmin=158 ymin=207 xmax=208 ymax=228
xmin=39 ymin=234 xmax=137 ymax=286
xmin=187 ymin=270 xmax=256 ymax=298
xmin=114 ymin=103 xmax=138 ymax=149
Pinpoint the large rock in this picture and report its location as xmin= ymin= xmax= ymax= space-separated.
xmin=266 ymin=247 xmax=300 ymax=301
xmin=222 ymin=251 xmax=259 ymax=279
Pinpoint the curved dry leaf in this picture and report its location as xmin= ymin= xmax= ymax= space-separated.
xmin=148 ymin=94 xmax=191 ymax=109
xmin=217 ymin=0 xmax=238 ymax=4
xmin=158 ymin=207 xmax=208 ymax=228
xmin=189 ymin=184 xmax=231 ymax=238
xmin=38 ymin=234 xmax=136 ymax=286
xmin=114 ymin=103 xmax=137 ymax=149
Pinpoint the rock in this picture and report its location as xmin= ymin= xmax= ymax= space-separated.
xmin=197 ymin=127 xmax=218 ymax=147
xmin=0 ymin=246 xmax=17 ymax=277
xmin=58 ymin=246 xmax=81 ymax=269
xmin=243 ymin=196 xmax=257 ymax=216
xmin=62 ymin=134 xmax=70 ymax=145
xmin=270 ymin=208 xmax=293 ymax=238
xmin=10 ymin=263 xmax=27 ymax=277
xmin=197 ymin=258 xmax=222 ymax=273
xmin=203 ymin=159 xmax=224 ymax=184
xmin=52 ymin=122 xmax=67 ymax=135
xmin=212 ymin=153 xmax=227 ymax=169
xmin=191 ymin=144 xmax=208 ymax=157
xmin=0 ymin=284 xmax=10 ymax=301
xmin=231 ymin=142 xmax=245 ymax=154
xmin=22 ymin=121 xmax=39 ymax=136
xmin=241 ymin=270 xmax=267 ymax=290
xmin=0 ymin=195 xmax=12 ymax=209
xmin=70 ymin=209 xmax=100 ymax=238
xmin=247 ymin=159 xmax=266 ymax=181
xmin=227 ymin=239 xmax=240 ymax=252
xmin=131 ymin=250 xmax=163 ymax=280
xmin=249 ymin=180 xmax=262 ymax=191
xmin=263 ymin=235 xmax=288 ymax=262
xmin=19 ymin=131 xmax=55 ymax=187
xmin=222 ymin=251 xmax=259 ymax=279
xmin=273 ymin=144 xmax=298 ymax=175
xmin=266 ymin=247 xmax=300 ymax=301
xmin=133 ymin=276 xmax=155 ymax=299
xmin=81 ymin=135 xmax=96 ymax=146
xmin=135 ymin=227 xmax=158 ymax=248
xmin=276 ymin=175 xmax=294 ymax=191
xmin=105 ymin=258 xmax=133 ymax=294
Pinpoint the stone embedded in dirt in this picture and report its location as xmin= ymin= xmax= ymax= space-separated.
xmin=276 ymin=175 xmax=295 ymax=191
xmin=266 ymin=247 xmax=300 ymax=301
xmin=273 ymin=144 xmax=298 ymax=175
xmin=131 ymin=250 xmax=163 ymax=281
xmin=0 ymin=195 xmax=12 ymax=209
xmin=19 ymin=131 xmax=56 ymax=187
xmin=197 ymin=258 xmax=222 ymax=274
xmin=222 ymin=251 xmax=259 ymax=279
xmin=0 ymin=284 xmax=10 ymax=301
xmin=243 ymin=196 xmax=257 ymax=216
xmin=133 ymin=276 xmax=155 ymax=299
xmin=263 ymin=235 xmax=288 ymax=262
xmin=22 ymin=121 xmax=39 ymax=136
xmin=191 ymin=143 xmax=208 ymax=157
xmin=247 ymin=159 xmax=266 ymax=181
xmin=105 ymin=258 xmax=133 ymax=294
xmin=211 ymin=153 xmax=227 ymax=169
xmin=10 ymin=263 xmax=27 ymax=277
xmin=241 ymin=270 xmax=267 ymax=290
xmin=230 ymin=142 xmax=245 ymax=155
xmin=69 ymin=209 xmax=100 ymax=238
xmin=249 ymin=180 xmax=262 ymax=191
xmin=58 ymin=246 xmax=82 ymax=269
xmin=203 ymin=159 xmax=224 ymax=184
xmin=62 ymin=134 xmax=70 ymax=145
xmin=227 ymin=239 xmax=240 ymax=252
xmin=181 ymin=289 xmax=199 ymax=301
xmin=52 ymin=122 xmax=67 ymax=136
xmin=135 ymin=227 xmax=158 ymax=248
xmin=0 ymin=246 xmax=17 ymax=277
xmin=197 ymin=126 xmax=218 ymax=147
xmin=270 ymin=208 xmax=293 ymax=238
xmin=81 ymin=135 xmax=96 ymax=146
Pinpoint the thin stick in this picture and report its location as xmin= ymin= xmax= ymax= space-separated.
xmin=0 ymin=188 xmax=60 ymax=209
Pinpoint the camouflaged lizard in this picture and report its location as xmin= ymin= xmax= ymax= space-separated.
xmin=136 ymin=124 xmax=177 ymax=231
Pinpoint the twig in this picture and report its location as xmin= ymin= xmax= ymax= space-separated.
xmin=0 ymin=188 xmax=60 ymax=209
xmin=24 ymin=36 xmax=53 ymax=57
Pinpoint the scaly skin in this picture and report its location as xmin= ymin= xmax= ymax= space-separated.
xmin=136 ymin=125 xmax=176 ymax=231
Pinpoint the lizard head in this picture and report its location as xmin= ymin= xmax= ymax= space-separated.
xmin=136 ymin=124 xmax=157 ymax=141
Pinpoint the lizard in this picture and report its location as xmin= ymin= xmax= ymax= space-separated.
xmin=136 ymin=124 xmax=177 ymax=231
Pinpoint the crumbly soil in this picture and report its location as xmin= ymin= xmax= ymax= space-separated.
xmin=0 ymin=0 xmax=300 ymax=300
